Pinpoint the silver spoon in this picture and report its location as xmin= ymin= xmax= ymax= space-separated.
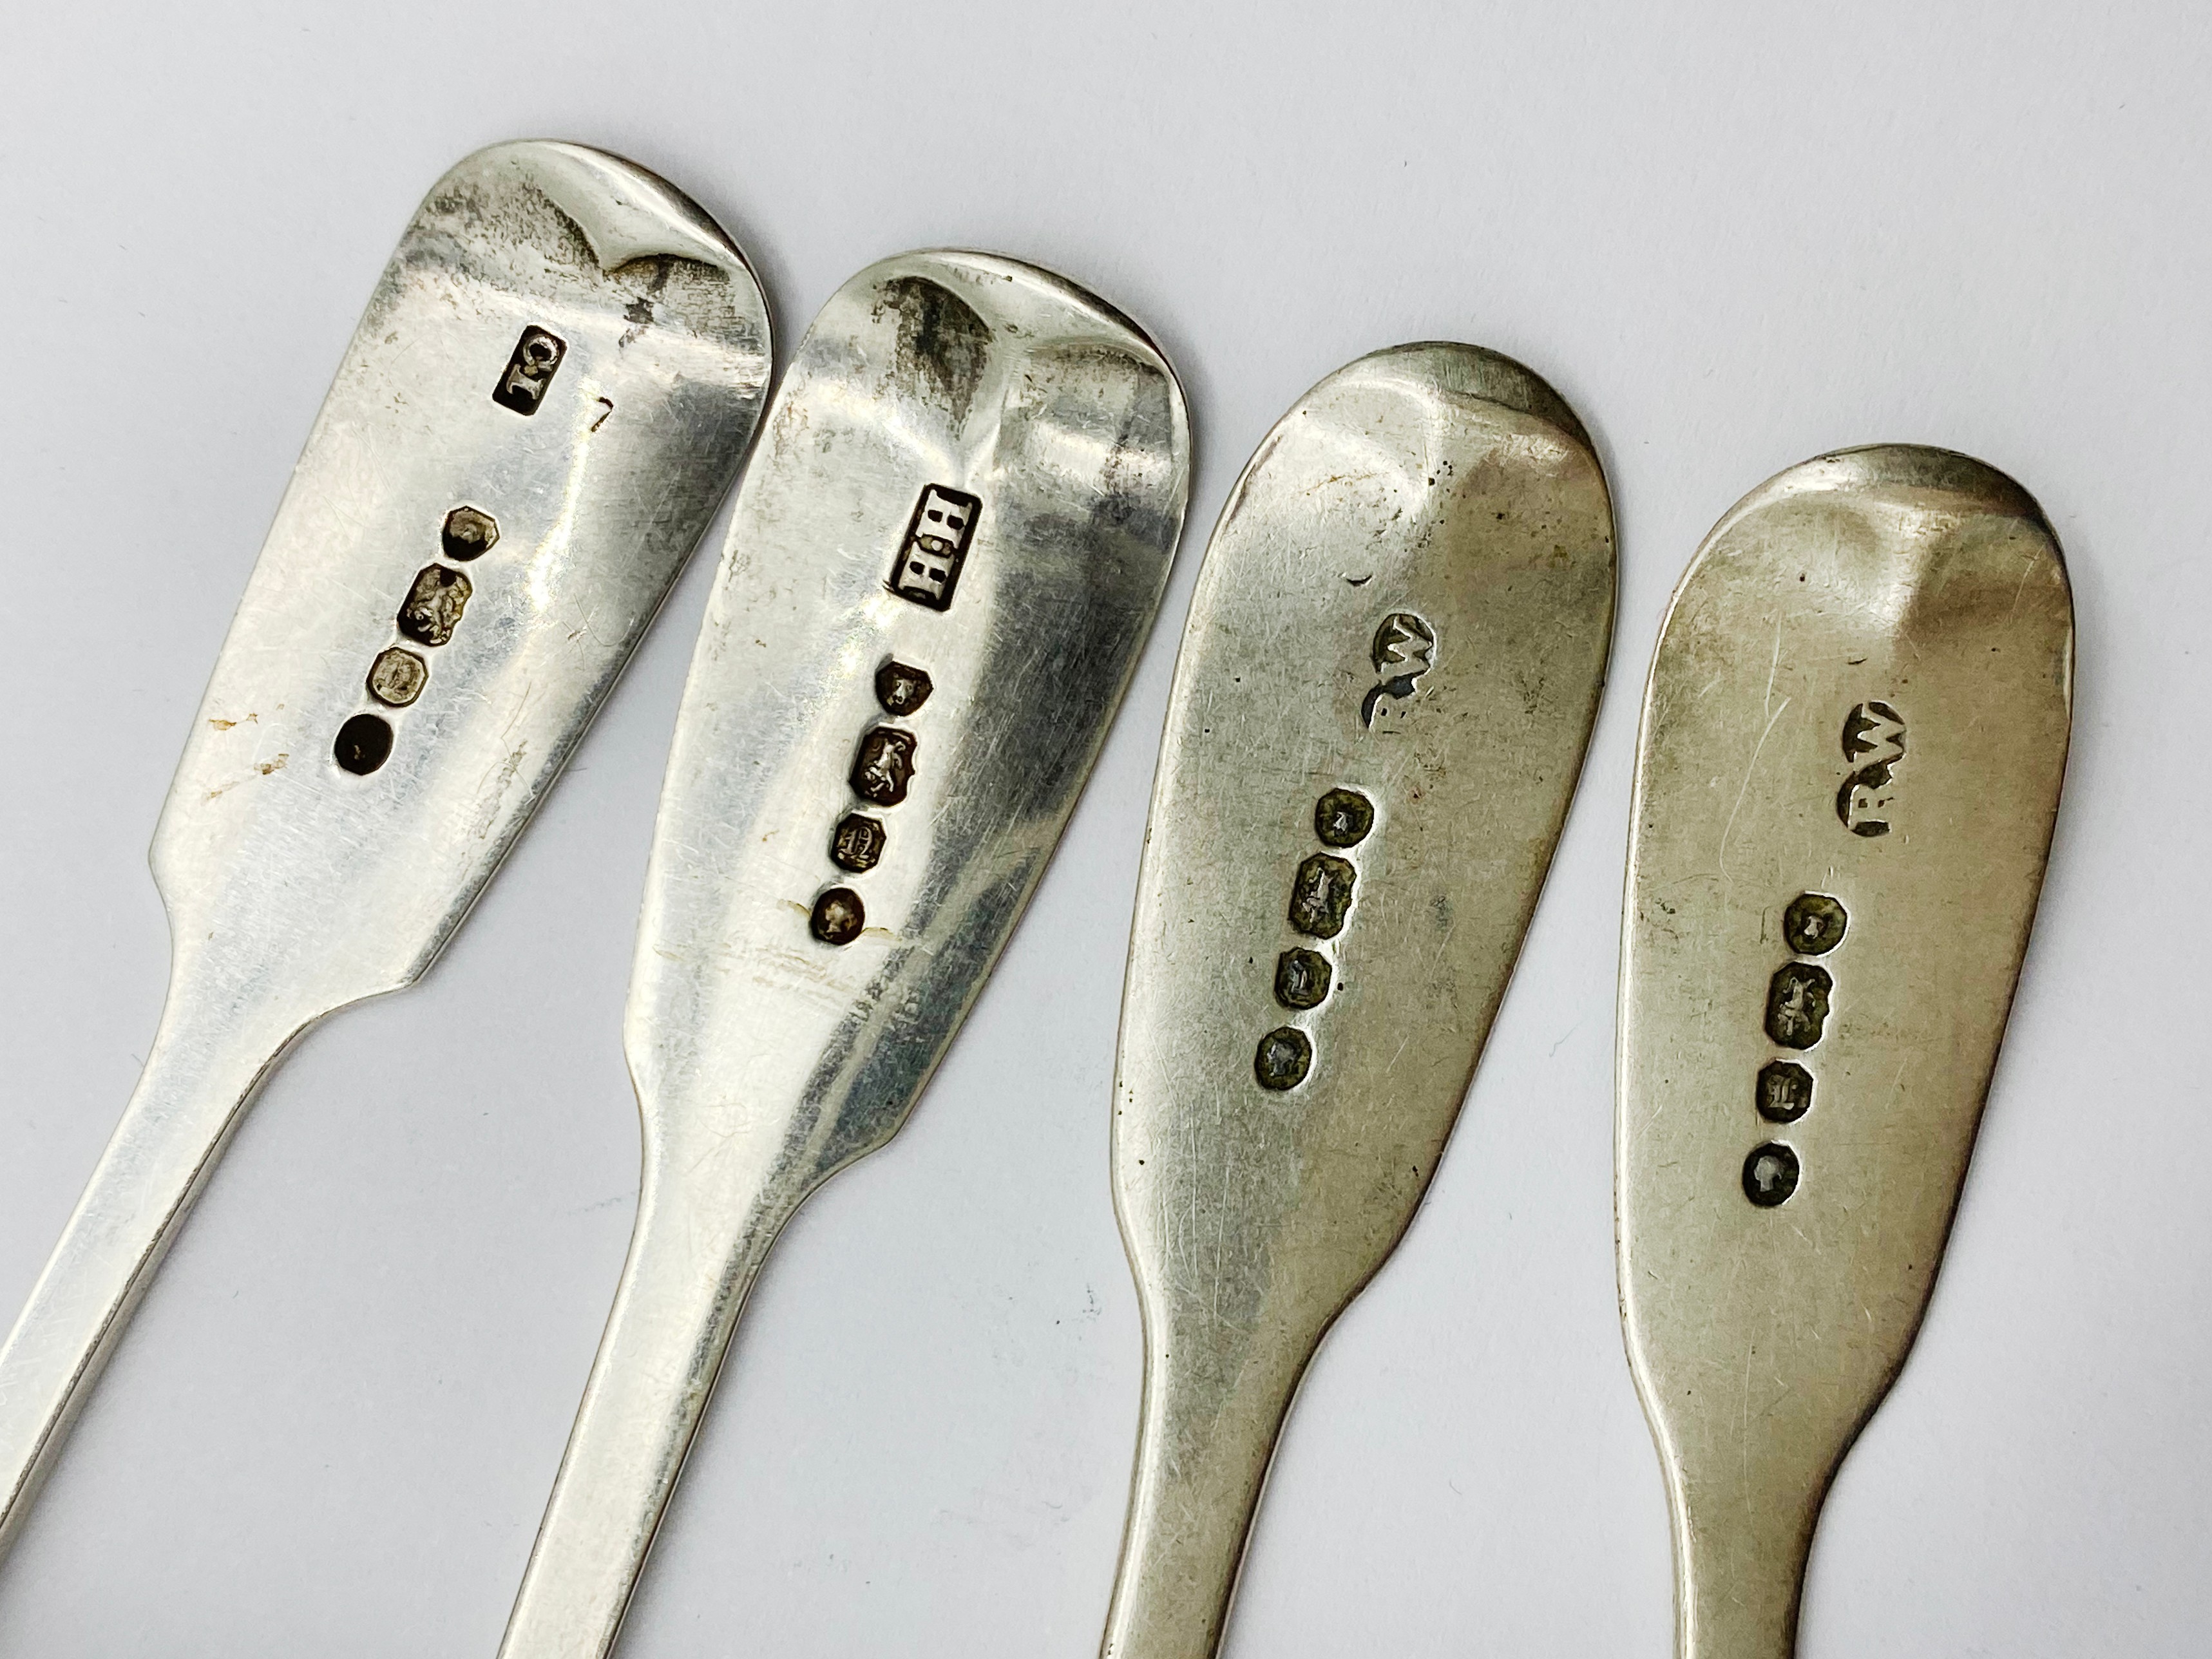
xmin=1616 ymin=446 xmax=2073 ymax=1659
xmin=0 ymin=140 xmax=771 ymax=1561
xmin=495 ymin=250 xmax=1190 ymax=1659
xmin=1101 ymin=343 xmax=1616 ymax=1659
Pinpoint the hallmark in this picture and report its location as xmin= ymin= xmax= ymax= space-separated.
xmin=810 ymin=887 xmax=865 ymax=946
xmin=366 ymin=648 xmax=428 ymax=708
xmin=1755 ymin=1061 xmax=1813 ymax=1123
xmin=1249 ymin=786 xmax=1376 ymax=1090
xmin=493 ymin=325 xmax=567 ymax=417
xmin=334 ymin=712 xmax=394 ymax=777
xmin=1255 ymin=1027 xmax=1313 ymax=1092
xmin=1273 ymin=948 xmax=1333 ymax=1010
xmin=397 ymin=565 xmax=472 ymax=648
xmin=851 ymin=728 xmax=917 ymax=807
xmin=1360 ymin=611 xmax=1436 ymax=728
xmin=889 ymin=484 xmax=980 ymax=609
xmin=1837 ymin=701 xmax=1906 ymax=836
xmin=1765 ymin=962 xmax=1833 ymax=1050
xmin=1782 ymin=892 xmax=1847 ymax=954
xmin=1743 ymin=1142 xmax=1801 ymax=1208
xmin=807 ymin=656 xmax=939 ymax=943
xmin=1288 ymin=853 xmax=1358 ymax=939
xmin=830 ymin=814 xmax=887 ymax=873
xmin=440 ymin=506 xmax=499 ymax=561
xmin=1738 ymin=891 xmax=1851 ymax=1206
xmin=875 ymin=660 xmax=935 ymax=715
xmin=1314 ymin=788 xmax=1375 ymax=848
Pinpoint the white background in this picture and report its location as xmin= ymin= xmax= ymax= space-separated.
xmin=0 ymin=3 xmax=2203 ymax=1654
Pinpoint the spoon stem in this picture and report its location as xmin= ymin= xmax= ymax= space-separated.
xmin=499 ymin=1159 xmax=786 ymax=1659
xmin=1669 ymin=1475 xmax=1818 ymax=1659
xmin=0 ymin=985 xmax=301 ymax=1557
xmin=1100 ymin=1326 xmax=1309 ymax=1659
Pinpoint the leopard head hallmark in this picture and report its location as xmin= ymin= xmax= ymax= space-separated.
xmin=1360 ymin=611 xmax=1436 ymax=730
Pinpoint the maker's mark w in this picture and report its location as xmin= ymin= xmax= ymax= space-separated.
xmin=1361 ymin=611 xmax=1436 ymax=729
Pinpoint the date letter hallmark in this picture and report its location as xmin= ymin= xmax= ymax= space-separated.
xmin=1360 ymin=611 xmax=1436 ymax=729
xmin=492 ymin=326 xmax=567 ymax=417
xmin=1837 ymin=700 xmax=1907 ymax=837
xmin=888 ymin=484 xmax=981 ymax=610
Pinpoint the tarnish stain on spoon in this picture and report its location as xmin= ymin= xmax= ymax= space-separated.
xmin=874 ymin=274 xmax=991 ymax=426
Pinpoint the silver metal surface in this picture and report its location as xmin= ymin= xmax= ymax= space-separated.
xmin=0 ymin=142 xmax=770 ymax=1561
xmin=1102 ymin=344 xmax=1616 ymax=1659
xmin=497 ymin=251 xmax=1189 ymax=1659
xmin=1616 ymin=447 xmax=2073 ymax=1659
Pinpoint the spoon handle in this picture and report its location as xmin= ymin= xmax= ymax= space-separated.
xmin=0 ymin=985 xmax=302 ymax=1553
xmin=1100 ymin=1330 xmax=1308 ymax=1659
xmin=499 ymin=1168 xmax=788 ymax=1659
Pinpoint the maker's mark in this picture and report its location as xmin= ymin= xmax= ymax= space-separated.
xmin=1360 ymin=611 xmax=1436 ymax=728
xmin=1837 ymin=700 xmax=1907 ymax=837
